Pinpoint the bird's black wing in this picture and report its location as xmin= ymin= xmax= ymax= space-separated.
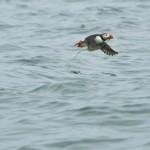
xmin=85 ymin=34 xmax=99 ymax=44
xmin=100 ymin=42 xmax=118 ymax=56
xmin=85 ymin=34 xmax=100 ymax=51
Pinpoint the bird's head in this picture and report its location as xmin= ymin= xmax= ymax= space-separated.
xmin=101 ymin=33 xmax=114 ymax=41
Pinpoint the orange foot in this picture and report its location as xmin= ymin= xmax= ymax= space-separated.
xmin=74 ymin=40 xmax=84 ymax=48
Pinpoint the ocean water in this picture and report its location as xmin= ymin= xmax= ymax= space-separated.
xmin=0 ymin=0 xmax=150 ymax=150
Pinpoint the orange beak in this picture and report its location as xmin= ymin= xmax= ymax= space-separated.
xmin=109 ymin=34 xmax=114 ymax=39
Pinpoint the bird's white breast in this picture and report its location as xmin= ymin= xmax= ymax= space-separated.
xmin=95 ymin=36 xmax=103 ymax=44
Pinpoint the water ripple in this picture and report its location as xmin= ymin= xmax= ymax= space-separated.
xmin=1 ymin=0 xmax=150 ymax=150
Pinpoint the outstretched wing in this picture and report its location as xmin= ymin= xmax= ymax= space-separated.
xmin=100 ymin=42 xmax=118 ymax=56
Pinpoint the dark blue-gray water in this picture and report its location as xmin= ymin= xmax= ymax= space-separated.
xmin=0 ymin=0 xmax=150 ymax=150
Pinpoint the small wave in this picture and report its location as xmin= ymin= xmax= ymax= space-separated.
xmin=46 ymin=137 xmax=126 ymax=148
xmin=13 ymin=56 xmax=50 ymax=66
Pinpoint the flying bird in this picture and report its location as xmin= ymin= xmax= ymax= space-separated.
xmin=74 ymin=33 xmax=118 ymax=56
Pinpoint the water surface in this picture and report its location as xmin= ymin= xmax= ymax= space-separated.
xmin=0 ymin=0 xmax=150 ymax=150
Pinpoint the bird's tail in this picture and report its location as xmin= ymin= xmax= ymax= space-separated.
xmin=74 ymin=40 xmax=86 ymax=48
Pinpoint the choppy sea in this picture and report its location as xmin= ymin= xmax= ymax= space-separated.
xmin=0 ymin=0 xmax=150 ymax=150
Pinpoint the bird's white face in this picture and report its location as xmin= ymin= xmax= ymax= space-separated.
xmin=102 ymin=33 xmax=114 ymax=40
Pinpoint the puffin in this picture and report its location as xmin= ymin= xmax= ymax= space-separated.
xmin=74 ymin=33 xmax=118 ymax=56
